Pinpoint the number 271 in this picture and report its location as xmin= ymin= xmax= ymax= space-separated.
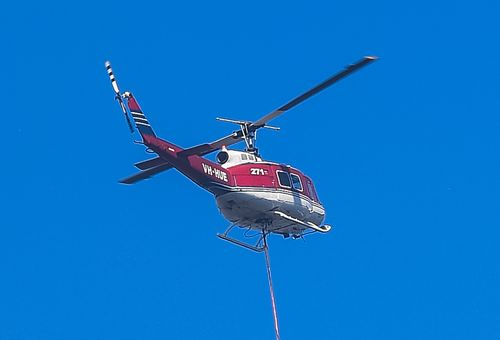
xmin=250 ymin=168 xmax=265 ymax=175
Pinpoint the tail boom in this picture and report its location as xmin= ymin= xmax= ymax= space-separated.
xmin=137 ymin=135 xmax=232 ymax=193
xmin=105 ymin=61 xmax=231 ymax=191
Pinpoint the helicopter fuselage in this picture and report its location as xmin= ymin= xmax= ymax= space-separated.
xmin=106 ymin=57 xmax=378 ymax=241
xmin=142 ymin=134 xmax=326 ymax=237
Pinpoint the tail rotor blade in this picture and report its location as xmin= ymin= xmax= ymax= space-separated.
xmin=105 ymin=61 xmax=135 ymax=133
xmin=105 ymin=61 xmax=121 ymax=96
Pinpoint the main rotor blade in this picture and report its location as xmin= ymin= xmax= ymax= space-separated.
xmin=251 ymin=56 xmax=377 ymax=127
xmin=120 ymin=163 xmax=173 ymax=184
xmin=177 ymin=131 xmax=244 ymax=157
xmin=180 ymin=56 xmax=377 ymax=157
xmin=134 ymin=156 xmax=168 ymax=170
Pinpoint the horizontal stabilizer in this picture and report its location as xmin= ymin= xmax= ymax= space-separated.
xmin=120 ymin=163 xmax=173 ymax=184
xmin=134 ymin=157 xmax=169 ymax=170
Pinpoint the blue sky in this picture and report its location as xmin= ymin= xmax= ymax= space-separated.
xmin=2 ymin=1 xmax=499 ymax=339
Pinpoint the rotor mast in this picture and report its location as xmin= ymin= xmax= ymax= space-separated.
xmin=216 ymin=117 xmax=280 ymax=155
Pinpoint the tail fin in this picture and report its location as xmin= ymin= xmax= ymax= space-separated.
xmin=123 ymin=93 xmax=156 ymax=138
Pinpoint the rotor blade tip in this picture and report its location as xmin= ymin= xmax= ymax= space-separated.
xmin=365 ymin=55 xmax=379 ymax=60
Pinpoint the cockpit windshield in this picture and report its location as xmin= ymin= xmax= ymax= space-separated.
xmin=306 ymin=178 xmax=319 ymax=202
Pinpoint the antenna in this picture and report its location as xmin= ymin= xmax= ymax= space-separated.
xmin=105 ymin=61 xmax=134 ymax=133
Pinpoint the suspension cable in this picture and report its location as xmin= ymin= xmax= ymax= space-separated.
xmin=263 ymin=233 xmax=280 ymax=340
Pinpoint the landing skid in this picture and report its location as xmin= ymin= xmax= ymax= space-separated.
xmin=273 ymin=211 xmax=332 ymax=233
xmin=217 ymin=224 xmax=266 ymax=252
xmin=217 ymin=212 xmax=332 ymax=252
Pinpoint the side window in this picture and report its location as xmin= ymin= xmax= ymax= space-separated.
xmin=241 ymin=154 xmax=248 ymax=161
xmin=248 ymin=155 xmax=255 ymax=161
xmin=276 ymin=171 xmax=291 ymax=188
xmin=290 ymin=173 xmax=303 ymax=191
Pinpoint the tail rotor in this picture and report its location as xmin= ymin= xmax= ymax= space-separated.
xmin=105 ymin=61 xmax=134 ymax=133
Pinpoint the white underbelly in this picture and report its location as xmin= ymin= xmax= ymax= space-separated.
xmin=215 ymin=189 xmax=326 ymax=233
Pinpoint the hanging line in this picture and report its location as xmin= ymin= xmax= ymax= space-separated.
xmin=263 ymin=233 xmax=280 ymax=340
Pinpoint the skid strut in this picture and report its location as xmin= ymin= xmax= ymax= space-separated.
xmin=216 ymin=224 xmax=265 ymax=252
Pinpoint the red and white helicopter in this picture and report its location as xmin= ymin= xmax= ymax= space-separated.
xmin=105 ymin=57 xmax=377 ymax=252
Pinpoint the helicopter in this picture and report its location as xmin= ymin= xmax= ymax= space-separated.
xmin=105 ymin=56 xmax=377 ymax=252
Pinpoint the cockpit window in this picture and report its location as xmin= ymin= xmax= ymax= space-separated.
xmin=306 ymin=179 xmax=318 ymax=201
xmin=290 ymin=173 xmax=303 ymax=191
xmin=276 ymin=171 xmax=291 ymax=188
